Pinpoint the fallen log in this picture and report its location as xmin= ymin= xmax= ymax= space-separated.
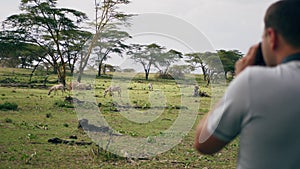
xmin=0 ymin=83 xmax=47 ymax=89
xmin=48 ymin=137 xmax=92 ymax=146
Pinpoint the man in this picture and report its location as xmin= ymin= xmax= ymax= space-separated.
xmin=194 ymin=1 xmax=300 ymax=169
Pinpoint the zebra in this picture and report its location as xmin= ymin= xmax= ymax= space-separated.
xmin=103 ymin=86 xmax=121 ymax=97
xmin=48 ymin=84 xmax=65 ymax=95
xmin=148 ymin=83 xmax=153 ymax=91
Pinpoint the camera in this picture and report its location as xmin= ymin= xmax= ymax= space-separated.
xmin=253 ymin=42 xmax=266 ymax=66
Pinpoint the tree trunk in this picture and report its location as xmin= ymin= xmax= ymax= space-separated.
xmin=29 ymin=60 xmax=41 ymax=83
xmin=201 ymin=66 xmax=207 ymax=81
xmin=103 ymin=64 xmax=106 ymax=75
xmin=61 ymin=63 xmax=66 ymax=86
xmin=206 ymin=76 xmax=210 ymax=87
xmin=53 ymin=66 xmax=58 ymax=74
xmin=98 ymin=62 xmax=102 ymax=77
xmin=145 ymin=69 xmax=149 ymax=80
xmin=77 ymin=68 xmax=82 ymax=83
xmin=60 ymin=76 xmax=66 ymax=86
xmin=20 ymin=56 xmax=29 ymax=69
xmin=70 ymin=66 xmax=74 ymax=75
xmin=69 ymin=56 xmax=76 ymax=75
xmin=58 ymin=71 xmax=67 ymax=86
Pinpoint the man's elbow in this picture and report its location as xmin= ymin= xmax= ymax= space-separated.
xmin=194 ymin=134 xmax=227 ymax=155
xmin=194 ymin=141 xmax=219 ymax=155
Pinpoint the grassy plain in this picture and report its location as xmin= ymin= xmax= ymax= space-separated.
xmin=0 ymin=68 xmax=238 ymax=169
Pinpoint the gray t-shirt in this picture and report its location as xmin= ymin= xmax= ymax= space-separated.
xmin=207 ymin=62 xmax=300 ymax=169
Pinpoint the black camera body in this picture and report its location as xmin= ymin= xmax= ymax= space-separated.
xmin=254 ymin=43 xmax=266 ymax=66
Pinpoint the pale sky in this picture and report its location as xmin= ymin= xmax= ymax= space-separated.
xmin=0 ymin=0 xmax=277 ymax=54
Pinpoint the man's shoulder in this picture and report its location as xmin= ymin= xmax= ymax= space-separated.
xmin=240 ymin=63 xmax=299 ymax=90
xmin=243 ymin=65 xmax=278 ymax=81
xmin=246 ymin=65 xmax=274 ymax=74
xmin=229 ymin=66 xmax=276 ymax=92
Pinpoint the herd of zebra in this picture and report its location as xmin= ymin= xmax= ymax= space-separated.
xmin=48 ymin=82 xmax=154 ymax=97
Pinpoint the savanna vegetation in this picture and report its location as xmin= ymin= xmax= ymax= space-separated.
xmin=0 ymin=0 xmax=243 ymax=168
xmin=0 ymin=68 xmax=239 ymax=169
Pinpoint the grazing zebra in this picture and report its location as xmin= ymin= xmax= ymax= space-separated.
xmin=193 ymin=85 xmax=199 ymax=97
xmin=68 ymin=82 xmax=92 ymax=90
xmin=104 ymin=86 xmax=121 ymax=97
xmin=148 ymin=83 xmax=153 ymax=91
xmin=48 ymin=84 xmax=65 ymax=95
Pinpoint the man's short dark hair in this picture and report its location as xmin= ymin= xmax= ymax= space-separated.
xmin=264 ymin=0 xmax=300 ymax=48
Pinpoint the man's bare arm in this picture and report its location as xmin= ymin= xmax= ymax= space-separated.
xmin=194 ymin=44 xmax=259 ymax=154
xmin=194 ymin=113 xmax=228 ymax=155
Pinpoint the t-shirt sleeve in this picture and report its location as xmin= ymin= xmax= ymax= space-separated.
xmin=207 ymin=68 xmax=251 ymax=142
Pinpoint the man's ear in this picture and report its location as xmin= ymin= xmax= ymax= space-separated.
xmin=266 ymin=27 xmax=278 ymax=50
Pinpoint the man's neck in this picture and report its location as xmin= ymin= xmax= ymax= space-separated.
xmin=276 ymin=47 xmax=300 ymax=64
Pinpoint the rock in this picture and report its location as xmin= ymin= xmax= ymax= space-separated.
xmin=69 ymin=135 xmax=78 ymax=139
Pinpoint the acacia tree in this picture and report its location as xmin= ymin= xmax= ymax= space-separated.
xmin=0 ymin=31 xmax=45 ymax=69
xmin=91 ymin=25 xmax=130 ymax=77
xmin=128 ymin=43 xmax=164 ymax=80
xmin=185 ymin=51 xmax=225 ymax=86
xmin=154 ymin=49 xmax=183 ymax=78
xmin=168 ymin=64 xmax=191 ymax=79
xmin=18 ymin=43 xmax=45 ymax=69
xmin=204 ymin=52 xmax=224 ymax=85
xmin=217 ymin=49 xmax=243 ymax=79
xmin=185 ymin=52 xmax=210 ymax=81
xmin=2 ymin=0 xmax=88 ymax=86
xmin=76 ymin=0 xmax=131 ymax=82
xmin=0 ymin=40 xmax=22 ymax=67
xmin=61 ymin=30 xmax=92 ymax=75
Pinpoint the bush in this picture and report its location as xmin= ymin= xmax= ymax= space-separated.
xmin=46 ymin=113 xmax=52 ymax=118
xmin=122 ymin=68 xmax=136 ymax=73
xmin=5 ymin=118 xmax=13 ymax=123
xmin=54 ymin=100 xmax=74 ymax=108
xmin=155 ymin=73 xmax=175 ymax=80
xmin=0 ymin=102 xmax=18 ymax=111
xmin=168 ymin=65 xmax=191 ymax=79
xmin=0 ymin=78 xmax=17 ymax=83
xmin=132 ymin=100 xmax=151 ymax=109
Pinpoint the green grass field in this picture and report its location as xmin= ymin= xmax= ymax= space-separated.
xmin=0 ymin=68 xmax=238 ymax=169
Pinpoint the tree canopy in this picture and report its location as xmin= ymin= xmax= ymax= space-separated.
xmin=217 ymin=49 xmax=243 ymax=77
xmin=2 ymin=0 xmax=89 ymax=85
xmin=76 ymin=0 xmax=132 ymax=82
xmin=185 ymin=50 xmax=243 ymax=85
xmin=0 ymin=0 xmax=244 ymax=85
xmin=91 ymin=25 xmax=130 ymax=77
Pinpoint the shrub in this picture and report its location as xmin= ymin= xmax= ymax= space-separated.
xmin=0 ymin=78 xmax=17 ymax=83
xmin=168 ymin=65 xmax=191 ymax=79
xmin=132 ymin=100 xmax=151 ymax=109
xmin=54 ymin=100 xmax=74 ymax=108
xmin=0 ymin=102 xmax=18 ymax=111
xmin=122 ymin=68 xmax=136 ymax=73
xmin=46 ymin=113 xmax=52 ymax=118
xmin=5 ymin=118 xmax=13 ymax=123
xmin=155 ymin=73 xmax=175 ymax=80
xmin=27 ymin=133 xmax=37 ymax=140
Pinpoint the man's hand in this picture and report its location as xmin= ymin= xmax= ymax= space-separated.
xmin=235 ymin=44 xmax=259 ymax=76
